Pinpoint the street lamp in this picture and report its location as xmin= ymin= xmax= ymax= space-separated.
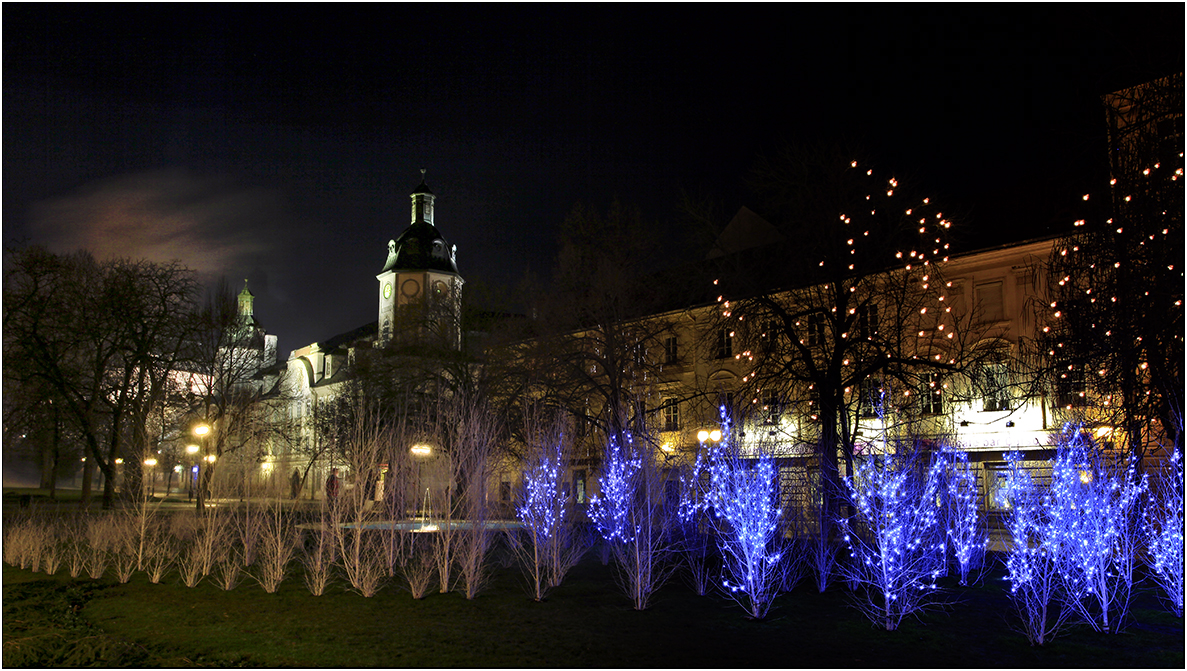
xmin=185 ymin=444 xmax=199 ymax=501
xmin=193 ymin=423 xmax=211 ymax=512
xmin=143 ymin=458 xmax=158 ymax=498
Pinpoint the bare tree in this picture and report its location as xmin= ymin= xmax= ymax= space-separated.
xmin=687 ymin=418 xmax=793 ymax=620
xmin=329 ymin=401 xmax=390 ymax=597
xmin=943 ymin=450 xmax=988 ymax=586
xmin=1049 ymin=429 xmax=1145 ymax=634
xmin=185 ymin=279 xmax=281 ymax=513
xmin=674 ymin=462 xmax=717 ymax=597
xmin=299 ymin=504 xmax=336 ymax=597
xmin=700 ymin=146 xmax=986 ymax=589
xmin=4 ymin=248 xmax=198 ymax=509
xmin=1028 ymin=74 xmax=1183 ymax=461
xmin=453 ymin=393 xmax=502 ymax=599
xmin=253 ymin=495 xmax=298 ymax=594
xmin=401 ymin=538 xmax=438 ymax=599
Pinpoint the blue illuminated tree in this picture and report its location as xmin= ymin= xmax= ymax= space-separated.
xmin=943 ymin=450 xmax=987 ymax=586
xmin=589 ymin=436 xmax=640 ymax=545
xmin=676 ymin=442 xmax=716 ymax=596
xmin=1144 ymin=447 xmax=1184 ymax=617
xmin=1002 ymin=451 xmax=1073 ymax=645
xmin=589 ymin=432 xmax=678 ymax=610
xmin=689 ymin=414 xmax=789 ymax=620
xmin=512 ymin=424 xmax=577 ymax=602
xmin=1048 ymin=427 xmax=1145 ymax=634
xmin=840 ymin=443 xmax=947 ymax=631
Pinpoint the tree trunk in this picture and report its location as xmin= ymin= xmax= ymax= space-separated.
xmin=80 ymin=457 xmax=94 ymax=509
xmin=818 ymin=398 xmax=843 ymax=538
xmin=48 ymin=410 xmax=60 ymax=500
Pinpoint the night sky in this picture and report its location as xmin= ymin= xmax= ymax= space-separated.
xmin=5 ymin=4 xmax=1182 ymax=355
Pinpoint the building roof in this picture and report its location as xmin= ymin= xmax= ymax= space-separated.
xmin=706 ymin=206 xmax=786 ymax=259
xmin=381 ymin=220 xmax=460 ymax=274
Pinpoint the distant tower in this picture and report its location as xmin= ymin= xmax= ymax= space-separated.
xmin=234 ymin=279 xmax=278 ymax=371
xmin=376 ymin=171 xmax=464 ymax=348
xmin=237 ymin=279 xmax=256 ymax=324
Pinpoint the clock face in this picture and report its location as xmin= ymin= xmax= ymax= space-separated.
xmin=434 ymin=280 xmax=448 ymax=295
xmin=401 ymin=278 xmax=420 ymax=298
xmin=383 ymin=283 xmax=392 ymax=299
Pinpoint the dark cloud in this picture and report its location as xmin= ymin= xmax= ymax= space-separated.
xmin=27 ymin=169 xmax=300 ymax=293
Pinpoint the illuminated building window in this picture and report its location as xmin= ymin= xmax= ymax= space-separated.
xmin=762 ymin=390 xmax=780 ymax=425
xmin=859 ymin=377 xmax=883 ymax=419
xmin=974 ymin=280 xmax=1005 ymax=323
xmin=920 ymin=372 xmax=943 ymax=415
xmin=574 ymin=470 xmax=587 ymax=504
xmin=663 ymin=335 xmax=679 ymax=364
xmin=760 ymin=320 xmax=778 ymax=352
xmin=986 ymin=464 xmax=1011 ymax=511
xmin=715 ymin=327 xmax=733 ymax=359
xmin=857 ymin=304 xmax=879 ymax=339
xmin=1055 ymin=366 xmax=1088 ymax=408
xmin=806 ymin=314 xmax=825 ymax=347
xmin=662 ymin=399 xmax=680 ymax=432
xmin=974 ymin=350 xmax=1011 ymax=412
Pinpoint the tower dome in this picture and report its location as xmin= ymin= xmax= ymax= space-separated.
xmin=380 ymin=172 xmax=459 ymax=275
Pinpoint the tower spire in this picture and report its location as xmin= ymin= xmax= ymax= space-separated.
xmin=411 ymin=169 xmax=435 ymax=226
xmin=237 ymin=279 xmax=254 ymax=320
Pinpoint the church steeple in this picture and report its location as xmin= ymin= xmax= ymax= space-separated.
xmin=237 ymin=279 xmax=254 ymax=321
xmin=411 ymin=168 xmax=435 ymax=227
xmin=377 ymin=171 xmax=464 ymax=349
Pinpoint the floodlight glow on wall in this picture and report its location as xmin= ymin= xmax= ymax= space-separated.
xmin=410 ymin=444 xmax=432 ymax=456
xmin=697 ymin=429 xmax=723 ymax=443
xmin=143 ymin=458 xmax=158 ymax=467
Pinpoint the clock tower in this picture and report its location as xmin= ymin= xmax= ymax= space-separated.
xmin=376 ymin=171 xmax=463 ymax=348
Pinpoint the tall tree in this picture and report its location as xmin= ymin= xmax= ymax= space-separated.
xmin=508 ymin=201 xmax=682 ymax=458
xmin=704 ymin=143 xmax=990 ymax=539
xmin=1031 ymin=73 xmax=1183 ymax=459
xmin=184 ymin=279 xmax=280 ymax=511
xmin=4 ymin=247 xmax=197 ymax=508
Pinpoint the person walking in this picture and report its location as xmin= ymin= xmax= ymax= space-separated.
xmin=290 ymin=468 xmax=302 ymax=500
xmin=325 ymin=468 xmax=340 ymax=504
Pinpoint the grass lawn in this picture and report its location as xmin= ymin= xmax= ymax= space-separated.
xmin=3 ymin=551 xmax=1183 ymax=668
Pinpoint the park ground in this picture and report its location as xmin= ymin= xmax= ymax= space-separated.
xmin=2 ymin=490 xmax=1183 ymax=668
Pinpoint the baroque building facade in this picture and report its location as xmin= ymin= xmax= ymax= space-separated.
xmin=272 ymin=174 xmax=465 ymax=500
xmin=250 ymin=74 xmax=1179 ymax=514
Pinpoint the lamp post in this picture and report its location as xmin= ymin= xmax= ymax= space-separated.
xmin=185 ymin=444 xmax=200 ymax=501
xmin=193 ymin=423 xmax=211 ymax=513
xmin=143 ymin=458 xmax=158 ymax=499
